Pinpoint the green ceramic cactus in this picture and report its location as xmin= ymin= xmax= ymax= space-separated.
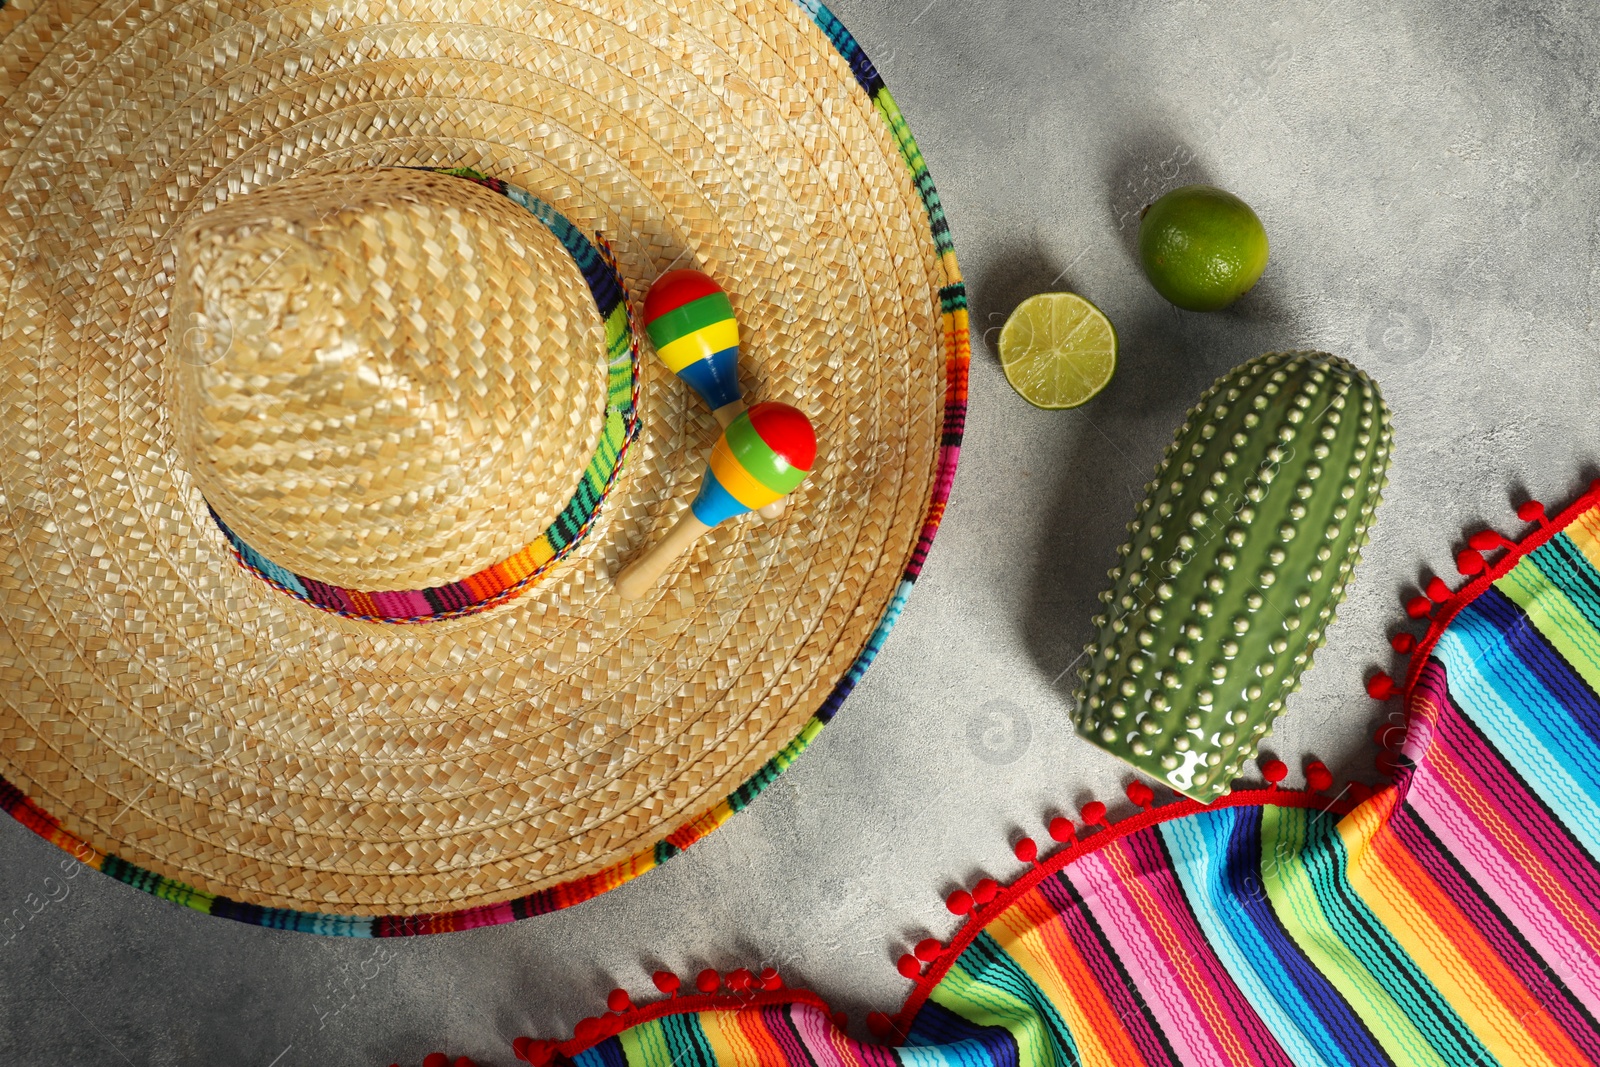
xmin=1073 ymin=351 xmax=1392 ymax=803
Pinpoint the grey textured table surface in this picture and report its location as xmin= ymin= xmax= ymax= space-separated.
xmin=4 ymin=1 xmax=1597 ymax=1063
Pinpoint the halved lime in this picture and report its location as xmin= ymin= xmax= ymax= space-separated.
xmin=998 ymin=293 xmax=1118 ymax=409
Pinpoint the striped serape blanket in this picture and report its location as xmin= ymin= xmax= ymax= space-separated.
xmin=422 ymin=480 xmax=1600 ymax=1067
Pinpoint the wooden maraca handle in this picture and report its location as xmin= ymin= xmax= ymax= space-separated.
xmin=710 ymin=399 xmax=746 ymax=428
xmin=615 ymin=513 xmax=713 ymax=600
xmin=618 ymin=401 xmax=814 ymax=600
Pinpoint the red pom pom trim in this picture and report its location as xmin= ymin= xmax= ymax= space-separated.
xmin=1305 ymin=761 xmax=1334 ymax=792
xmin=1467 ymin=529 xmax=1501 ymax=551
xmin=519 ymin=1039 xmax=559 ymax=1066
xmin=1374 ymin=724 xmax=1405 ymax=750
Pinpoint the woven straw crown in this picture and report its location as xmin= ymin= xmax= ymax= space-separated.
xmin=173 ymin=168 xmax=611 ymax=591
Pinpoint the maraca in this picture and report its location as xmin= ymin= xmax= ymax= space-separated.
xmin=643 ymin=268 xmax=786 ymax=519
xmin=615 ymin=402 xmax=816 ymax=600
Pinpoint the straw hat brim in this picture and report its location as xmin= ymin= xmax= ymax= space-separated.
xmin=0 ymin=0 xmax=969 ymax=932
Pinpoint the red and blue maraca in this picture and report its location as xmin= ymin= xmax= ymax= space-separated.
xmin=643 ymin=268 xmax=787 ymax=519
xmin=644 ymin=269 xmax=744 ymax=422
xmin=615 ymin=401 xmax=816 ymax=599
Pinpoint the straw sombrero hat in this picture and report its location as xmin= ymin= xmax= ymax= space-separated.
xmin=0 ymin=0 xmax=968 ymax=932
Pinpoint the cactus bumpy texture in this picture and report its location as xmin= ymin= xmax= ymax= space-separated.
xmin=1074 ymin=351 xmax=1392 ymax=803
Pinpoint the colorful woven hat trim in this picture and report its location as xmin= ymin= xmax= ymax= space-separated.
xmin=0 ymin=0 xmax=969 ymax=934
xmin=209 ymin=167 xmax=643 ymax=625
xmin=461 ymin=479 xmax=1600 ymax=1067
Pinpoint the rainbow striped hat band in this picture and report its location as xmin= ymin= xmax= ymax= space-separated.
xmin=0 ymin=0 xmax=968 ymax=930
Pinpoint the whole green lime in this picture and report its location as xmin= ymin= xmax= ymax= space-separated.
xmin=1138 ymin=185 xmax=1269 ymax=312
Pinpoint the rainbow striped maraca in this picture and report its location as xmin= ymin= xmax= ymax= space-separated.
xmin=615 ymin=402 xmax=816 ymax=600
xmin=644 ymin=269 xmax=743 ymax=421
xmin=643 ymin=268 xmax=787 ymax=520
